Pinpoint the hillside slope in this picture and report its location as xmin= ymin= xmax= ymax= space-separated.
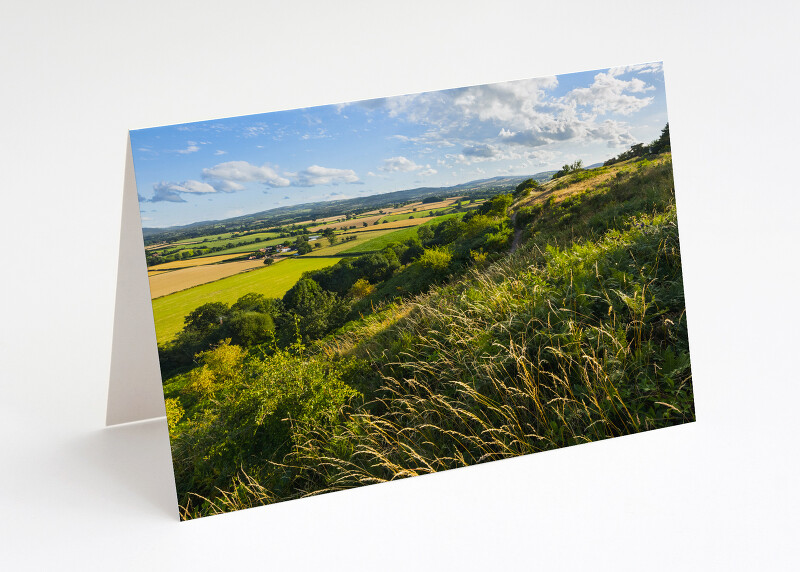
xmin=165 ymin=153 xmax=694 ymax=518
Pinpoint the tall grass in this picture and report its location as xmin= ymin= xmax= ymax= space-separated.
xmin=171 ymin=155 xmax=694 ymax=517
xmin=284 ymin=209 xmax=692 ymax=496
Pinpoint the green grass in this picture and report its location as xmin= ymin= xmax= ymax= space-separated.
xmin=194 ymin=236 xmax=290 ymax=257
xmin=300 ymin=228 xmax=397 ymax=257
xmin=342 ymin=213 xmax=465 ymax=254
xmin=152 ymin=257 xmax=342 ymax=344
xmin=165 ymin=154 xmax=694 ymax=519
xmin=152 ymin=231 xmax=281 ymax=255
xmin=194 ymin=231 xmax=279 ymax=250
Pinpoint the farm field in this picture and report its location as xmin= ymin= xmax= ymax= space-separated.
xmin=148 ymin=252 xmax=249 ymax=271
xmin=309 ymin=214 xmax=384 ymax=232
xmin=299 ymin=228 xmax=397 ymax=257
xmin=191 ymin=230 xmax=280 ymax=250
xmin=148 ymin=231 xmax=281 ymax=258
xmin=152 ymin=256 xmax=342 ymax=344
xmin=367 ymin=215 xmax=439 ymax=231
xmin=195 ymin=235 xmax=290 ymax=257
xmin=379 ymin=208 xmax=450 ymax=223
xmin=149 ymin=258 xmax=271 ymax=299
xmin=341 ymin=213 xmax=464 ymax=254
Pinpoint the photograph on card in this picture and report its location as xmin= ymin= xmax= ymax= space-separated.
xmin=130 ymin=62 xmax=694 ymax=520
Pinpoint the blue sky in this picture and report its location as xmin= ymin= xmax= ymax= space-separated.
xmin=131 ymin=62 xmax=668 ymax=228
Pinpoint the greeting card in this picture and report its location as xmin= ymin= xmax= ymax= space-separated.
xmin=109 ymin=62 xmax=694 ymax=519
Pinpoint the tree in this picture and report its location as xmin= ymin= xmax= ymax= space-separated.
xmin=264 ymin=257 xmax=274 ymax=265
xmin=231 ymin=293 xmax=278 ymax=315
xmin=222 ymin=311 xmax=275 ymax=347
xmin=281 ymin=278 xmax=342 ymax=341
xmin=417 ymin=225 xmax=434 ymax=244
xmin=650 ymin=123 xmax=670 ymax=154
xmin=183 ymin=302 xmax=229 ymax=336
xmin=348 ymin=278 xmax=375 ymax=299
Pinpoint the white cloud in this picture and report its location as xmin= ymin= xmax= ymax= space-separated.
xmin=419 ymin=166 xmax=437 ymax=176
xmin=564 ymin=71 xmax=654 ymax=116
xmin=202 ymin=160 xmax=291 ymax=187
xmin=295 ymin=165 xmax=360 ymax=186
xmin=452 ymin=76 xmax=558 ymax=124
xmin=364 ymin=72 xmax=657 ymax=157
xmin=210 ymin=179 xmax=245 ymax=192
xmin=214 ymin=150 xmax=227 ymax=155
xmin=242 ymin=125 xmax=267 ymax=137
xmin=176 ymin=143 xmax=200 ymax=154
xmin=462 ymin=144 xmax=501 ymax=158
xmin=609 ymin=62 xmax=663 ymax=77
xmin=148 ymin=180 xmax=218 ymax=202
xmin=380 ymin=156 xmax=420 ymax=172
xmin=157 ymin=180 xmax=216 ymax=194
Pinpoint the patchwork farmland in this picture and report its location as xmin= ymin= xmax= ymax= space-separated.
xmin=144 ymin=196 xmax=484 ymax=345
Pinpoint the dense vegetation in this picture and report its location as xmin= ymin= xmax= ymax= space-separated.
xmin=159 ymin=138 xmax=693 ymax=520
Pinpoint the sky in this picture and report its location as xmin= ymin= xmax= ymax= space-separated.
xmin=130 ymin=62 xmax=668 ymax=228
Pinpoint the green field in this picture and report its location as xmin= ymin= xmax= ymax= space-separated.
xmin=300 ymin=228 xmax=397 ymax=257
xmin=342 ymin=213 xmax=464 ymax=254
xmin=195 ymin=235 xmax=290 ymax=257
xmin=192 ymin=231 xmax=279 ymax=250
xmin=152 ymin=256 xmax=341 ymax=344
xmin=152 ymin=231 xmax=282 ymax=257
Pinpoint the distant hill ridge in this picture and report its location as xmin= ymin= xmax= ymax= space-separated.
xmin=142 ymin=171 xmax=556 ymax=238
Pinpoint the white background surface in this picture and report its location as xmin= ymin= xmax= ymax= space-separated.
xmin=2 ymin=1 xmax=798 ymax=569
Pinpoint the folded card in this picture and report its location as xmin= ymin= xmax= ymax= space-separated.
xmin=110 ymin=62 xmax=694 ymax=520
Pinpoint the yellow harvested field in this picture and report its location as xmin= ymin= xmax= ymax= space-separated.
xmin=391 ymin=198 xmax=459 ymax=215
xmin=148 ymin=259 xmax=275 ymax=299
xmin=368 ymin=215 xmax=437 ymax=230
xmin=362 ymin=197 xmax=460 ymax=217
xmin=295 ymin=214 xmax=348 ymax=226
xmin=147 ymin=270 xmax=170 ymax=277
xmin=148 ymin=253 xmax=247 ymax=271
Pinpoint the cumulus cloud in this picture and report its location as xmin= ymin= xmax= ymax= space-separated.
xmin=364 ymin=72 xmax=656 ymax=156
xmin=452 ymin=76 xmax=558 ymax=124
xmin=380 ymin=156 xmax=420 ymax=172
xmin=295 ymin=165 xmax=360 ymax=186
xmin=202 ymin=160 xmax=291 ymax=187
xmin=214 ymin=150 xmax=227 ymax=155
xmin=564 ymin=71 xmax=654 ymax=116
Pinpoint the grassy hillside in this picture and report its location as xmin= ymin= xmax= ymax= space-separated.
xmin=162 ymin=154 xmax=694 ymax=519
